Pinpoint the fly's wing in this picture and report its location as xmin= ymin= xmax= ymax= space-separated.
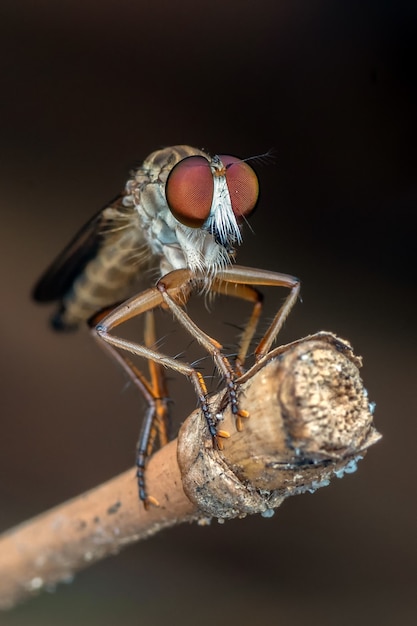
xmin=32 ymin=195 xmax=124 ymax=303
xmin=33 ymin=193 xmax=154 ymax=331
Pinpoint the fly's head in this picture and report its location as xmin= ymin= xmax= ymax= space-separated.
xmin=130 ymin=146 xmax=259 ymax=277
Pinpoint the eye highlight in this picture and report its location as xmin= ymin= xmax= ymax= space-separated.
xmin=218 ymin=155 xmax=259 ymax=221
xmin=165 ymin=156 xmax=213 ymax=228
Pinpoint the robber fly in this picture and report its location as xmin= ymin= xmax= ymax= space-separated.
xmin=33 ymin=145 xmax=300 ymax=507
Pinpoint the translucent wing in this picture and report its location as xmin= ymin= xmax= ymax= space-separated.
xmin=32 ymin=195 xmax=125 ymax=303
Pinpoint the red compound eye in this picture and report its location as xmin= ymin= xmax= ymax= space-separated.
xmin=166 ymin=156 xmax=214 ymax=228
xmin=218 ymin=155 xmax=259 ymax=220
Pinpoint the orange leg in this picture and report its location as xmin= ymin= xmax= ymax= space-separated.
xmin=211 ymin=278 xmax=263 ymax=375
xmin=215 ymin=265 xmax=300 ymax=360
xmin=92 ymin=266 xmax=300 ymax=504
xmin=91 ymin=310 xmax=170 ymax=507
xmin=92 ymin=272 xmax=228 ymax=504
xmin=210 ymin=266 xmax=300 ymax=427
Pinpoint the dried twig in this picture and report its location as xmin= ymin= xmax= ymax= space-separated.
xmin=0 ymin=332 xmax=381 ymax=609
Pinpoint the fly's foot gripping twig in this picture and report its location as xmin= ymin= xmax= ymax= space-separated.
xmin=136 ymin=453 xmax=160 ymax=509
xmin=196 ymin=375 xmax=250 ymax=450
xmin=216 ymin=372 xmax=251 ymax=434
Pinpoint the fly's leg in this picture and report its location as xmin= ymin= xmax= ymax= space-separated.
xmin=93 ymin=272 xmax=230 ymax=472
xmin=97 ymin=323 xmax=221 ymax=438
xmin=93 ymin=266 xmax=300 ymax=499
xmin=136 ymin=311 xmax=171 ymax=507
xmin=210 ymin=266 xmax=300 ymax=425
xmin=208 ymin=280 xmax=264 ymax=431
xmin=158 ymin=267 xmax=299 ymax=435
xmin=91 ymin=309 xmax=170 ymax=507
xmin=156 ymin=277 xmax=250 ymax=431
xmin=216 ymin=266 xmax=301 ymax=362
xmin=211 ymin=279 xmax=264 ymax=376
xmin=143 ymin=310 xmax=171 ymax=449
xmin=93 ymin=338 xmax=161 ymax=507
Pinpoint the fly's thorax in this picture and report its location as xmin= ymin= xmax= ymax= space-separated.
xmin=144 ymin=145 xmax=208 ymax=175
xmin=131 ymin=145 xmax=209 ymax=189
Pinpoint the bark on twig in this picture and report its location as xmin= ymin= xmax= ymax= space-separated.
xmin=0 ymin=332 xmax=381 ymax=609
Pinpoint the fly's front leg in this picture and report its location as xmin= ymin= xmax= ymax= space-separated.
xmin=213 ymin=266 xmax=300 ymax=421
xmin=97 ymin=317 xmax=223 ymax=442
xmin=93 ymin=271 xmax=229 ymax=502
xmin=217 ymin=266 xmax=301 ymax=362
xmin=157 ymin=276 xmax=250 ymax=433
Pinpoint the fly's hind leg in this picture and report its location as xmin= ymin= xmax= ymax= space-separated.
xmin=91 ymin=271 xmax=232 ymax=504
xmin=90 ymin=309 xmax=170 ymax=508
xmin=136 ymin=311 xmax=172 ymax=507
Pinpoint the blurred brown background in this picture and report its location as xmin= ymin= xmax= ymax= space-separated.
xmin=1 ymin=1 xmax=416 ymax=624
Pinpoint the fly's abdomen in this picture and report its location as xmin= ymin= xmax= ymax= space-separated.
xmin=52 ymin=258 xmax=137 ymax=330
xmin=32 ymin=191 xmax=154 ymax=331
xmin=52 ymin=227 xmax=150 ymax=331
